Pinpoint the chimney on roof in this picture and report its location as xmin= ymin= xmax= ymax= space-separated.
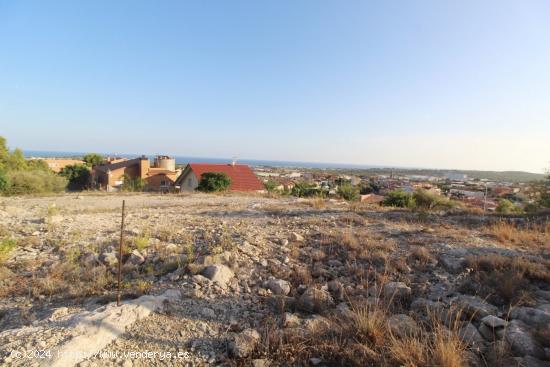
xmin=231 ymin=156 xmax=237 ymax=166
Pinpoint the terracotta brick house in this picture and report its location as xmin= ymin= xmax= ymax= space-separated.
xmin=92 ymin=155 xmax=180 ymax=191
xmin=175 ymin=163 xmax=264 ymax=192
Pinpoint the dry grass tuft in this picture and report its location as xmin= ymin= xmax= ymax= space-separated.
xmin=488 ymin=221 xmax=550 ymax=248
xmin=410 ymin=246 xmax=433 ymax=266
xmin=243 ymin=298 xmax=468 ymax=367
xmin=461 ymin=254 xmax=549 ymax=306
xmin=307 ymin=197 xmax=326 ymax=210
xmin=431 ymin=326 xmax=466 ymax=367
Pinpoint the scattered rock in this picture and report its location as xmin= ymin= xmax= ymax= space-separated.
xmin=387 ymin=314 xmax=418 ymax=338
xmin=128 ymin=250 xmax=145 ymax=265
xmin=383 ymin=282 xmax=411 ymax=302
xmin=283 ymin=313 xmax=301 ymax=328
xmin=297 ymin=287 xmax=334 ymax=313
xmin=505 ymin=320 xmax=545 ymax=358
xmin=327 ymin=280 xmax=344 ymax=301
xmin=451 ymin=295 xmax=498 ymax=321
xmin=201 ymin=264 xmax=234 ymax=288
xmin=265 ymin=279 xmax=291 ymax=296
xmin=252 ymin=359 xmax=270 ymax=367
xmin=290 ymin=232 xmax=304 ymax=242
xmin=100 ymin=251 xmax=118 ymax=268
xmin=229 ymin=328 xmax=261 ymax=358
xmin=510 ymin=307 xmax=550 ymax=327
xmin=458 ymin=323 xmax=486 ymax=351
xmin=481 ymin=315 xmax=507 ymax=329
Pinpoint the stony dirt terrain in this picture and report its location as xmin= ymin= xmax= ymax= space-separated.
xmin=0 ymin=193 xmax=549 ymax=366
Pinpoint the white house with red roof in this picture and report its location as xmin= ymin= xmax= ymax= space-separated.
xmin=175 ymin=162 xmax=265 ymax=192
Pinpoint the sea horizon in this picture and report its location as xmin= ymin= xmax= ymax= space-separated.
xmin=23 ymin=150 xmax=544 ymax=175
xmin=23 ymin=149 xmax=383 ymax=171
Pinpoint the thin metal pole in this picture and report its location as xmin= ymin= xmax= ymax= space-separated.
xmin=483 ymin=183 xmax=488 ymax=214
xmin=117 ymin=200 xmax=126 ymax=306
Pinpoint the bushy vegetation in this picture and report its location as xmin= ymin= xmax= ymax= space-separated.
xmin=0 ymin=170 xmax=8 ymax=192
xmin=0 ymin=238 xmax=17 ymax=265
xmin=0 ymin=136 xmax=67 ymax=195
xmin=60 ymin=164 xmax=91 ymax=190
xmin=538 ymin=168 xmax=550 ymax=208
xmin=264 ymin=180 xmax=278 ymax=193
xmin=382 ymin=189 xmax=458 ymax=211
xmin=121 ymin=173 xmax=146 ymax=192
xmin=360 ymin=181 xmax=380 ymax=195
xmin=413 ymin=189 xmax=455 ymax=210
xmin=291 ymin=181 xmax=327 ymax=198
xmin=4 ymin=170 xmax=67 ymax=195
xmin=338 ymin=182 xmax=360 ymax=201
xmin=495 ymin=198 xmax=523 ymax=214
xmin=197 ymin=172 xmax=231 ymax=192
xmin=382 ymin=189 xmax=415 ymax=208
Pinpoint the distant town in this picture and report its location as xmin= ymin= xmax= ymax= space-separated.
xmin=26 ymin=151 xmax=548 ymax=214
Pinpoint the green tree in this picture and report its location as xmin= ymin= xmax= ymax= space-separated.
xmin=197 ymin=172 xmax=231 ymax=192
xmin=60 ymin=164 xmax=91 ymax=190
xmin=5 ymin=148 xmax=27 ymax=171
xmin=382 ymin=189 xmax=415 ymax=208
xmin=0 ymin=137 xmax=9 ymax=171
xmin=360 ymin=181 xmax=380 ymax=195
xmin=338 ymin=182 xmax=360 ymax=201
xmin=83 ymin=153 xmax=104 ymax=167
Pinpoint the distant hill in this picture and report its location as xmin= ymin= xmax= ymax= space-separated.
xmin=316 ymin=168 xmax=544 ymax=183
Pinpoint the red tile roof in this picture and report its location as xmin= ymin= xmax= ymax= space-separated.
xmin=188 ymin=164 xmax=264 ymax=191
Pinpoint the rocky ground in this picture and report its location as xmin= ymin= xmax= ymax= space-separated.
xmin=0 ymin=193 xmax=549 ymax=366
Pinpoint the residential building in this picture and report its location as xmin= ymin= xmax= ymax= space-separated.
xmin=175 ymin=163 xmax=264 ymax=192
xmin=92 ymin=155 xmax=180 ymax=192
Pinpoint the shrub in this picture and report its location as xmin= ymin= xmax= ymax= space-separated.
xmin=134 ymin=236 xmax=150 ymax=251
xmin=264 ymin=180 xmax=278 ymax=192
xmin=0 ymin=170 xmax=8 ymax=193
xmin=538 ymin=168 xmax=550 ymax=208
xmin=338 ymin=182 xmax=360 ymax=201
xmin=382 ymin=189 xmax=415 ymax=208
xmin=413 ymin=189 xmax=454 ymax=210
xmin=121 ymin=173 xmax=146 ymax=192
xmin=496 ymin=199 xmax=523 ymax=214
xmin=291 ymin=181 xmax=327 ymax=198
xmin=0 ymin=136 xmax=67 ymax=195
xmin=5 ymin=170 xmax=67 ymax=195
xmin=0 ymin=238 xmax=17 ymax=264
xmin=488 ymin=221 xmax=550 ymax=248
xmin=197 ymin=172 xmax=231 ymax=192
xmin=59 ymin=164 xmax=91 ymax=190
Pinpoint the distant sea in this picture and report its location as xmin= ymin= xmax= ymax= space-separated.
xmin=24 ymin=150 xmax=380 ymax=170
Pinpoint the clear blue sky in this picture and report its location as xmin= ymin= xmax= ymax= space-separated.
xmin=1 ymin=1 xmax=549 ymax=172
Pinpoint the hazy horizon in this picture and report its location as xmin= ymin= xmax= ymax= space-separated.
xmin=19 ymin=148 xmax=544 ymax=175
xmin=1 ymin=1 xmax=550 ymax=173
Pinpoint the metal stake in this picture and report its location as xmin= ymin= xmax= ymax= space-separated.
xmin=117 ymin=200 xmax=126 ymax=306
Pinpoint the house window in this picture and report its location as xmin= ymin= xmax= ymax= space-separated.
xmin=160 ymin=180 xmax=166 ymax=186
xmin=188 ymin=178 xmax=192 ymax=187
